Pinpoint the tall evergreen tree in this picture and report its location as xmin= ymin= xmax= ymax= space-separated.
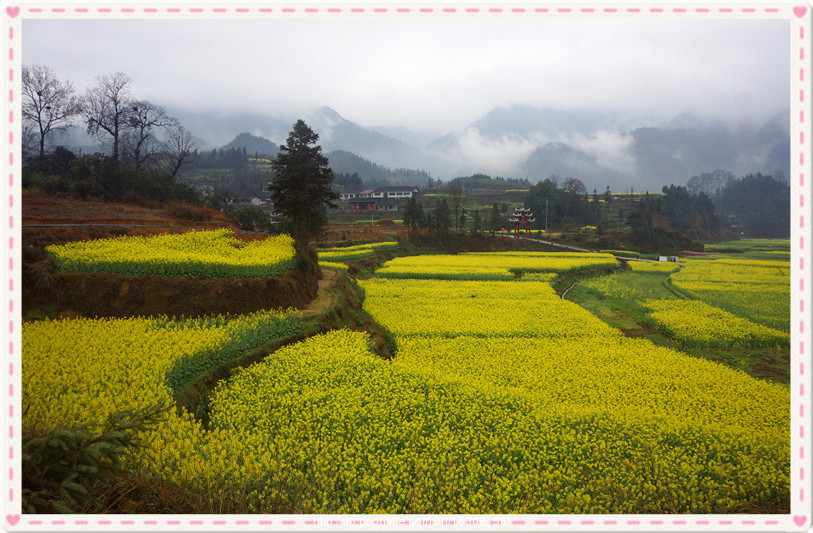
xmin=425 ymin=211 xmax=435 ymax=234
xmin=490 ymin=203 xmax=502 ymax=233
xmin=434 ymin=199 xmax=451 ymax=235
xmin=471 ymin=210 xmax=482 ymax=236
xmin=403 ymin=197 xmax=416 ymax=230
xmin=415 ymin=201 xmax=427 ymax=233
xmin=404 ymin=197 xmax=426 ymax=235
xmin=269 ymin=120 xmax=339 ymax=244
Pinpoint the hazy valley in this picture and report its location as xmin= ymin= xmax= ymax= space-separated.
xmin=50 ymin=103 xmax=790 ymax=193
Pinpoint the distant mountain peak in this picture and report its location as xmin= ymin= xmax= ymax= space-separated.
xmin=160 ymin=103 xmax=789 ymax=191
xmin=314 ymin=106 xmax=344 ymax=122
xmin=222 ymin=132 xmax=279 ymax=157
xmin=471 ymin=104 xmax=618 ymax=140
xmin=662 ymin=112 xmax=705 ymax=130
xmin=660 ymin=112 xmax=727 ymax=131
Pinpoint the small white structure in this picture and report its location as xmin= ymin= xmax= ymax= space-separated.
xmin=358 ymin=189 xmax=384 ymax=199
xmin=375 ymin=186 xmax=420 ymax=198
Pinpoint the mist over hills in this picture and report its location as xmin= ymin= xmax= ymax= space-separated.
xmin=427 ymin=105 xmax=789 ymax=191
xmin=323 ymin=150 xmax=433 ymax=186
xmin=471 ymin=105 xmax=625 ymax=140
xmin=215 ymin=104 xmax=789 ymax=192
xmin=309 ymin=107 xmax=423 ymax=167
xmin=213 ymin=132 xmax=431 ymax=187
xmin=47 ymin=103 xmax=790 ymax=192
xmin=222 ymin=132 xmax=279 ymax=158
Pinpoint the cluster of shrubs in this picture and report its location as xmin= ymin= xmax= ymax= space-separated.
xmin=23 ymin=147 xmax=201 ymax=207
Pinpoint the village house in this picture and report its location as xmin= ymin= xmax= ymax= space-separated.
xmin=357 ymin=189 xmax=383 ymax=199
xmin=375 ymin=186 xmax=420 ymax=199
xmin=235 ymin=191 xmax=273 ymax=207
xmin=348 ymin=198 xmax=398 ymax=212
xmin=342 ymin=186 xmax=420 ymax=202
xmin=339 ymin=186 xmax=420 ymax=212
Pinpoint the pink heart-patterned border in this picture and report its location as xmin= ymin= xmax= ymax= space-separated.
xmin=1 ymin=2 xmax=810 ymax=531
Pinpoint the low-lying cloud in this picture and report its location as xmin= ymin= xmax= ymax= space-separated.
xmin=569 ymin=131 xmax=638 ymax=177
xmin=424 ymin=126 xmax=638 ymax=183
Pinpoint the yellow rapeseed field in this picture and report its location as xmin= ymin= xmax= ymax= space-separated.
xmin=578 ymin=272 xmax=655 ymax=301
xmin=361 ymin=278 xmax=617 ymax=339
xmin=317 ymin=261 xmax=350 ymax=271
xmin=643 ymin=299 xmax=789 ymax=348
xmin=209 ymin=330 xmax=788 ymax=514
xmin=23 ymin=310 xmax=302 ymax=431
xmin=518 ymin=272 xmax=559 ymax=282
xmin=22 ymin=310 xmax=307 ymax=512
xmin=46 ymin=229 xmax=297 ymax=278
xmin=627 ymin=260 xmax=682 ymax=273
xmin=375 ymin=252 xmax=617 ymax=280
xmin=316 ymin=241 xmax=397 ymax=262
xmin=22 ymin=250 xmax=790 ymax=514
xmin=355 ymin=255 xmax=789 ymax=513
xmin=671 ymin=259 xmax=790 ymax=331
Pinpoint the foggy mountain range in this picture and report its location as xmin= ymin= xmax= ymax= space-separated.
xmin=52 ymin=104 xmax=790 ymax=192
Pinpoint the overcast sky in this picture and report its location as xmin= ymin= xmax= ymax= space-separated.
xmin=22 ymin=17 xmax=789 ymax=135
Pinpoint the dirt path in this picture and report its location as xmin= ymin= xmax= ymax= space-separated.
xmin=561 ymin=282 xmax=578 ymax=300
xmin=301 ymin=268 xmax=340 ymax=317
xmin=23 ymin=223 xmax=234 ymax=230
xmin=504 ymin=234 xmax=594 ymax=253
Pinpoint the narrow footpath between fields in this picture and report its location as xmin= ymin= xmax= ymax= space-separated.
xmin=301 ymin=268 xmax=340 ymax=316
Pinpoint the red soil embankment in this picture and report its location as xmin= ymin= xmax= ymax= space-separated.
xmin=23 ymin=196 xmax=236 ymax=227
xmin=22 ymin=196 xmax=320 ymax=319
xmin=28 ymin=270 xmax=318 ymax=320
xmin=321 ymin=222 xmax=409 ymax=242
xmin=22 ymin=196 xmax=240 ymax=249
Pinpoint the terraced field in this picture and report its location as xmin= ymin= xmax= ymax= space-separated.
xmin=22 ymin=243 xmax=790 ymax=514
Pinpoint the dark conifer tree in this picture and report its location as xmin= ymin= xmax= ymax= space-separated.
xmin=403 ymin=197 xmax=416 ymax=230
xmin=269 ymin=120 xmax=339 ymax=244
xmin=490 ymin=203 xmax=502 ymax=233
xmin=415 ymin=201 xmax=426 ymax=233
xmin=434 ymin=199 xmax=451 ymax=235
xmin=472 ymin=210 xmax=482 ymax=236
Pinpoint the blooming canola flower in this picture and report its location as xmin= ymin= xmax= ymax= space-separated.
xmin=22 ymin=250 xmax=790 ymax=513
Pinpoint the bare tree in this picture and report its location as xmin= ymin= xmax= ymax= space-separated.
xmin=447 ymin=186 xmax=465 ymax=234
xmin=83 ymin=72 xmax=133 ymax=162
xmin=21 ymin=65 xmax=82 ymax=160
xmin=162 ymin=124 xmax=198 ymax=178
xmin=560 ymin=177 xmax=587 ymax=222
xmin=561 ymin=177 xmax=587 ymax=196
xmin=686 ymin=170 xmax=735 ymax=197
xmin=122 ymin=100 xmax=176 ymax=171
